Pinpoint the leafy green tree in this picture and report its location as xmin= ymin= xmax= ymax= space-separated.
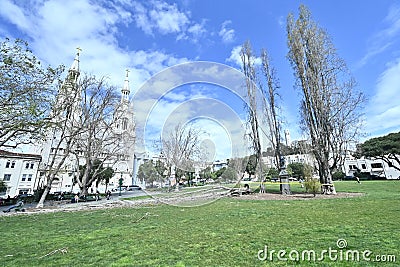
xmin=356 ymin=132 xmax=400 ymax=171
xmin=245 ymin=154 xmax=257 ymax=176
xmin=332 ymin=170 xmax=345 ymax=181
xmin=199 ymin=166 xmax=213 ymax=180
xmin=214 ymin=167 xmax=226 ymax=179
xmin=265 ymin=167 xmax=279 ymax=179
xmin=0 ymin=38 xmax=64 ymax=148
xmin=154 ymin=160 xmax=167 ymax=179
xmin=95 ymin=166 xmax=114 ymax=192
xmin=79 ymin=159 xmax=114 ymax=193
xmin=287 ymin=162 xmax=313 ymax=179
xmin=138 ymin=160 xmax=162 ymax=187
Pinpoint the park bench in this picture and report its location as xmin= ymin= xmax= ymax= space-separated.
xmin=2 ymin=201 xmax=25 ymax=213
xmin=229 ymin=184 xmax=253 ymax=196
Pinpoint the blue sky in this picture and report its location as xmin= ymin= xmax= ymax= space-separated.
xmin=1 ymin=0 xmax=399 ymax=159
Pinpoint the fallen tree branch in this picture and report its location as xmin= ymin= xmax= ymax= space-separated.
xmin=133 ymin=212 xmax=150 ymax=223
xmin=39 ymin=247 xmax=68 ymax=258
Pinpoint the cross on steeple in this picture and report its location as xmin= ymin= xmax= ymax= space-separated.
xmin=121 ymin=69 xmax=130 ymax=103
xmin=76 ymin=47 xmax=82 ymax=55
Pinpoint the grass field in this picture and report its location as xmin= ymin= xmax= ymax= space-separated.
xmin=0 ymin=181 xmax=399 ymax=266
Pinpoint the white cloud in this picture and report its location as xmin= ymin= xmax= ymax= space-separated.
xmin=185 ymin=20 xmax=207 ymax=43
xmin=358 ymin=4 xmax=400 ymax=67
xmin=132 ymin=0 xmax=208 ymax=43
xmin=365 ymin=58 xmax=400 ymax=135
xmin=150 ymin=1 xmax=189 ymax=34
xmin=0 ymin=0 xmax=188 ymax=90
xmin=226 ymin=45 xmax=262 ymax=67
xmin=226 ymin=45 xmax=242 ymax=66
xmin=384 ymin=4 xmax=400 ymax=35
xmin=131 ymin=1 xmax=154 ymax=35
xmin=219 ymin=20 xmax=235 ymax=43
xmin=0 ymin=1 xmax=30 ymax=32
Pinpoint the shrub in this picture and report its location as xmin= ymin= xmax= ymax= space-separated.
xmin=332 ymin=170 xmax=345 ymax=180
xmin=304 ymin=177 xmax=321 ymax=197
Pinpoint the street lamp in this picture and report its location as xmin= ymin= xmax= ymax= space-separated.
xmin=116 ymin=161 xmax=129 ymax=197
xmin=119 ymin=172 xmax=123 ymax=196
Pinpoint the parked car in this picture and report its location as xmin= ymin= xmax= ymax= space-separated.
xmin=111 ymin=186 xmax=126 ymax=192
xmin=126 ymin=185 xmax=141 ymax=191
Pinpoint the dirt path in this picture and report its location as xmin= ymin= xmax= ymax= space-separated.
xmin=1 ymin=191 xmax=364 ymax=216
xmin=238 ymin=192 xmax=364 ymax=201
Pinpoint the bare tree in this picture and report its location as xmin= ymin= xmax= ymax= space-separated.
xmin=73 ymin=75 xmax=135 ymax=196
xmin=260 ymin=48 xmax=291 ymax=193
xmin=287 ymin=5 xmax=365 ymax=193
xmin=160 ymin=123 xmax=202 ymax=190
xmin=36 ymin=61 xmax=83 ymax=208
xmin=36 ymin=72 xmax=135 ymax=206
xmin=227 ymin=156 xmax=247 ymax=182
xmin=240 ymin=41 xmax=264 ymax=181
xmin=0 ymin=38 xmax=64 ymax=148
xmin=260 ymin=49 xmax=282 ymax=170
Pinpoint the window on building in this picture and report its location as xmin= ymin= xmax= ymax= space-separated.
xmin=25 ymin=162 xmax=30 ymax=169
xmin=0 ymin=186 xmax=6 ymax=195
xmin=371 ymin=163 xmax=383 ymax=169
xmin=349 ymin=165 xmax=357 ymax=170
xmin=122 ymin=118 xmax=128 ymax=130
xmin=28 ymin=174 xmax=33 ymax=181
xmin=30 ymin=163 xmax=34 ymax=169
xmin=21 ymin=174 xmax=27 ymax=181
xmin=361 ymin=164 xmax=366 ymax=169
xmin=5 ymin=161 xmax=10 ymax=168
xmin=10 ymin=161 xmax=15 ymax=168
xmin=19 ymin=189 xmax=28 ymax=195
xmin=3 ymin=174 xmax=11 ymax=181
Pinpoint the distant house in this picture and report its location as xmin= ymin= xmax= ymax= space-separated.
xmin=0 ymin=150 xmax=41 ymax=197
xmin=343 ymin=156 xmax=400 ymax=179
xmin=213 ymin=160 xmax=228 ymax=171
xmin=262 ymin=153 xmax=315 ymax=169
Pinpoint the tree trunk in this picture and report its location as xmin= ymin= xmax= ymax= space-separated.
xmin=81 ymin=186 xmax=89 ymax=196
xmin=36 ymin=185 xmax=51 ymax=208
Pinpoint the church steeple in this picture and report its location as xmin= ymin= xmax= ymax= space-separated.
xmin=67 ymin=47 xmax=81 ymax=84
xmin=54 ymin=47 xmax=82 ymax=122
xmin=121 ymin=69 xmax=130 ymax=103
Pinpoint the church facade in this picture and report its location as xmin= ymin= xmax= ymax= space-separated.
xmin=0 ymin=50 xmax=138 ymax=197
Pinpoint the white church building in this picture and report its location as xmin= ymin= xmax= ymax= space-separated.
xmin=0 ymin=49 xmax=141 ymax=196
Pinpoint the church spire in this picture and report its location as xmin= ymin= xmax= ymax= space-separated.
xmin=121 ymin=69 xmax=130 ymax=103
xmin=67 ymin=47 xmax=81 ymax=84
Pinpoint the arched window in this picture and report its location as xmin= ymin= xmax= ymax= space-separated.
xmin=122 ymin=118 xmax=128 ymax=130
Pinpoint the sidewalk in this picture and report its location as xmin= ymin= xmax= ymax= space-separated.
xmin=0 ymin=190 xmax=147 ymax=215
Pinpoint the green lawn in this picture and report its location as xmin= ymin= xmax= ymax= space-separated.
xmin=0 ymin=181 xmax=399 ymax=266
